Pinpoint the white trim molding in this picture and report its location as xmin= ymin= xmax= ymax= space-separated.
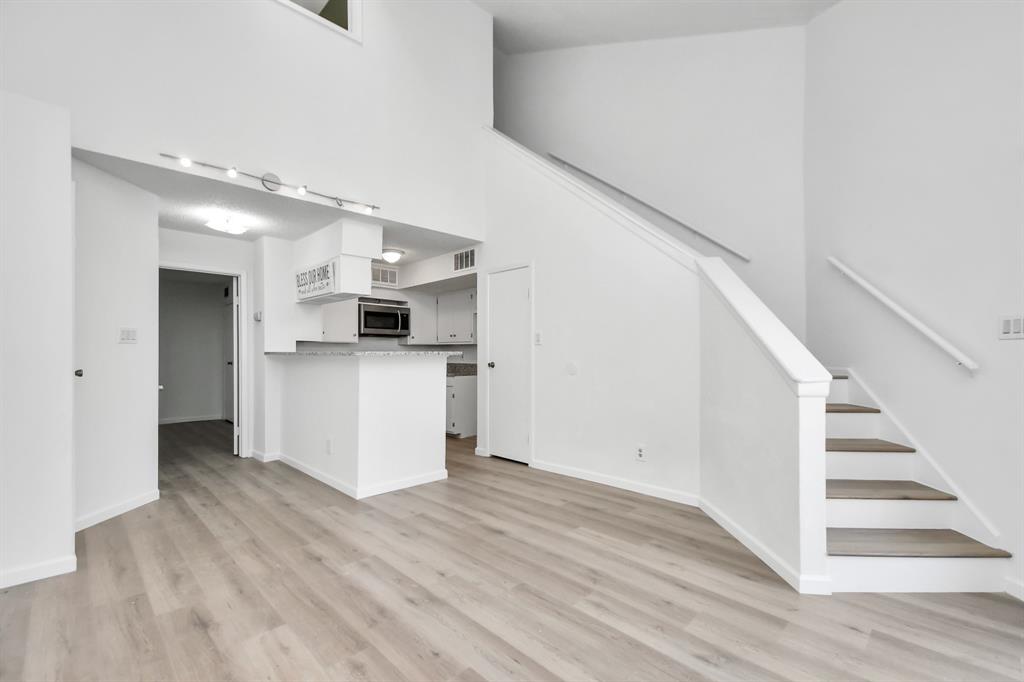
xmin=531 ymin=460 xmax=700 ymax=507
xmin=276 ymin=454 xmax=446 ymax=500
xmin=700 ymin=497 xmax=832 ymax=595
xmin=159 ymin=415 xmax=225 ymax=425
xmin=356 ymin=470 xmax=448 ymax=499
xmin=251 ymin=450 xmax=281 ymax=463
xmin=0 ymin=554 xmax=77 ymax=590
xmin=75 ymin=489 xmax=160 ymax=532
xmin=272 ymin=0 xmax=364 ymax=44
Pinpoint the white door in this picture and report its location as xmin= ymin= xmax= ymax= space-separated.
xmin=487 ymin=266 xmax=531 ymax=463
xmin=219 ymin=277 xmax=239 ymax=454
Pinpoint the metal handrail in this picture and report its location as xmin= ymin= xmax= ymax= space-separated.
xmin=828 ymin=256 xmax=979 ymax=372
xmin=547 ymin=153 xmax=751 ymax=262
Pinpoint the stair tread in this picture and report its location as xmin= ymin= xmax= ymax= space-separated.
xmin=826 ymin=403 xmax=880 ymax=414
xmin=827 ymin=528 xmax=1011 ymax=558
xmin=827 ymin=438 xmax=915 ymax=453
xmin=826 ymin=479 xmax=956 ymax=500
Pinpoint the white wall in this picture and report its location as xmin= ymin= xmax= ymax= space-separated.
xmin=698 ymin=258 xmax=830 ymax=594
xmin=804 ymin=0 xmax=1024 ymax=594
xmin=72 ymin=160 xmax=160 ymax=531
xmin=0 ymin=0 xmax=492 ymax=240
xmin=494 ymin=27 xmax=808 ymax=337
xmin=0 ymin=92 xmax=76 ymax=588
xmin=159 ymin=277 xmax=230 ymax=424
xmin=479 ymin=131 xmax=702 ymax=503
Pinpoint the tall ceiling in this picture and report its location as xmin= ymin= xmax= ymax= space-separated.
xmin=474 ymin=0 xmax=838 ymax=54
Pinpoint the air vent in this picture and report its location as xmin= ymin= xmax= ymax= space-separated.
xmin=453 ymin=248 xmax=476 ymax=272
xmin=371 ymin=264 xmax=399 ymax=288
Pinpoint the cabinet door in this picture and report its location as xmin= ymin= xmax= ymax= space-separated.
xmin=321 ymin=299 xmax=359 ymax=343
xmin=451 ymin=290 xmax=476 ymax=344
xmin=400 ymin=290 xmax=437 ymax=345
xmin=436 ymin=291 xmax=458 ymax=343
xmin=437 ymin=289 xmax=476 ymax=344
xmin=446 ymin=383 xmax=456 ymax=432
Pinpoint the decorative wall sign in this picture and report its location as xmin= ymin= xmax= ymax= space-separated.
xmin=296 ymin=258 xmax=338 ymax=301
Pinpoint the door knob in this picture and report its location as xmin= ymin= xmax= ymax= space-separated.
xmin=487 ymin=362 xmax=495 ymax=368
xmin=74 ymin=369 xmax=83 ymax=377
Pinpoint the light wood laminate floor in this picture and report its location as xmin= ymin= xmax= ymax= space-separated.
xmin=2 ymin=420 xmax=1021 ymax=681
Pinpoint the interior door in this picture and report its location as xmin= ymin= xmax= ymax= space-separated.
xmin=220 ymin=278 xmax=239 ymax=454
xmin=487 ymin=266 xmax=531 ymax=463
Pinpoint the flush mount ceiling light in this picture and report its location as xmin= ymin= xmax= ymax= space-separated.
xmin=158 ymin=153 xmax=380 ymax=215
xmin=205 ymin=213 xmax=251 ymax=235
xmin=381 ymin=248 xmax=405 ymax=264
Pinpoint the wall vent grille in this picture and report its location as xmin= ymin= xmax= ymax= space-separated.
xmin=454 ymin=248 xmax=476 ymax=272
xmin=372 ymin=264 xmax=399 ymax=288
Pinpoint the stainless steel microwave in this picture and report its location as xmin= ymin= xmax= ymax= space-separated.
xmin=359 ymin=302 xmax=410 ymax=337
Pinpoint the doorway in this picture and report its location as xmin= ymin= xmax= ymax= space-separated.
xmin=486 ymin=265 xmax=532 ymax=464
xmin=158 ymin=268 xmax=240 ymax=454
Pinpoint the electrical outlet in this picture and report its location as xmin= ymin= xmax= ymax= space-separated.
xmin=999 ymin=315 xmax=1024 ymax=340
xmin=636 ymin=445 xmax=646 ymax=462
xmin=326 ymin=437 xmax=333 ymax=455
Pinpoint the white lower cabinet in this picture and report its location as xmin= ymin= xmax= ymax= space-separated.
xmin=446 ymin=375 xmax=477 ymax=438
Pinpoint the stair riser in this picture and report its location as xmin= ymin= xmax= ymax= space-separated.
xmin=827 ymin=499 xmax=953 ymax=529
xmin=826 ymin=412 xmax=880 ymax=439
xmin=826 ymin=452 xmax=915 ymax=480
xmin=829 ymin=556 xmax=1010 ymax=592
xmin=827 ymin=379 xmax=849 ymax=404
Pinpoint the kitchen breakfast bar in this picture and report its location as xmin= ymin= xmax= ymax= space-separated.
xmin=264 ymin=350 xmax=463 ymax=499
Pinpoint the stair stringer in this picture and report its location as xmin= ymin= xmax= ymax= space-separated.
xmin=840 ymin=367 xmax=1002 ymax=551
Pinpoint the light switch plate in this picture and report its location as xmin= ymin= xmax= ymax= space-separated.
xmin=999 ymin=315 xmax=1024 ymax=340
xmin=118 ymin=327 xmax=138 ymax=344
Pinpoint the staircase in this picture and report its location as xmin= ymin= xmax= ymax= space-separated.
xmin=824 ymin=370 xmax=1011 ymax=592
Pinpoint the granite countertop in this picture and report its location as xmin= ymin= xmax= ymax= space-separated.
xmin=447 ymin=362 xmax=477 ymax=377
xmin=266 ymin=351 xmax=464 ymax=358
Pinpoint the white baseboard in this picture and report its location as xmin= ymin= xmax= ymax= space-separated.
xmin=1006 ymin=575 xmax=1024 ymax=601
xmin=700 ymin=496 xmax=831 ymax=595
xmin=357 ymin=469 xmax=448 ymax=499
xmin=159 ymin=415 xmax=225 ymax=425
xmin=251 ymin=449 xmax=281 ymax=462
xmin=0 ymin=554 xmax=77 ymax=589
xmin=474 ymin=447 xmax=490 ymax=457
xmin=277 ymin=454 xmax=447 ymax=500
xmin=530 ymin=459 xmax=700 ymax=507
xmin=278 ymin=454 xmax=358 ymax=498
xmin=76 ymin=489 xmax=160 ymax=531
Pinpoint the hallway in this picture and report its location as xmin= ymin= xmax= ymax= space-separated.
xmin=1 ymin=422 xmax=1020 ymax=681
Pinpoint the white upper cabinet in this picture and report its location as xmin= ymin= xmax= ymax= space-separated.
xmin=437 ymin=289 xmax=475 ymax=344
xmin=321 ymin=298 xmax=359 ymax=343
xmin=401 ymin=290 xmax=439 ymax=345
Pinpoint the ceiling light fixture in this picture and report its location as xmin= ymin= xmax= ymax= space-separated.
xmin=381 ymin=248 xmax=405 ymax=264
xmin=159 ymin=153 xmax=379 ymax=215
xmin=205 ymin=213 xmax=251 ymax=235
